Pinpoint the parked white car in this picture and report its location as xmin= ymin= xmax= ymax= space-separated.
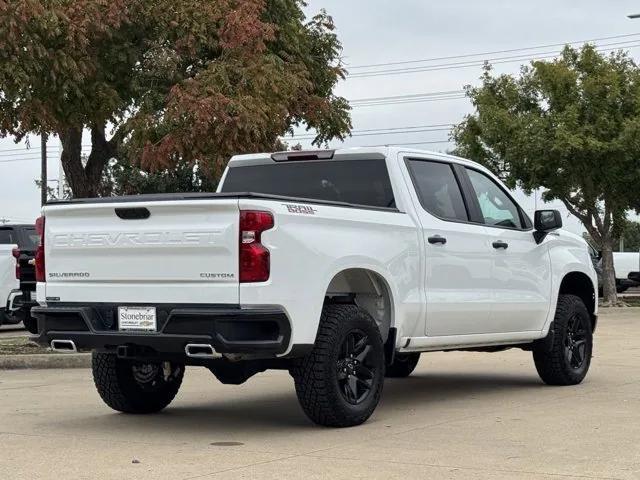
xmin=0 ymin=244 xmax=19 ymax=325
xmin=613 ymin=252 xmax=640 ymax=290
xmin=32 ymin=147 xmax=598 ymax=427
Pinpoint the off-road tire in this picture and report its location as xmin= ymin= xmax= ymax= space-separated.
xmin=385 ymin=352 xmax=420 ymax=378
xmin=533 ymin=294 xmax=593 ymax=386
xmin=92 ymin=352 xmax=184 ymax=414
xmin=291 ymin=304 xmax=385 ymax=427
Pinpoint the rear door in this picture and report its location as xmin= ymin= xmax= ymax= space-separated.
xmin=402 ymin=157 xmax=494 ymax=337
xmin=463 ymin=167 xmax=551 ymax=332
xmin=43 ymin=199 xmax=240 ymax=305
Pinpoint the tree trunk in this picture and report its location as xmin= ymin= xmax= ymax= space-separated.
xmin=59 ymin=125 xmax=115 ymax=198
xmin=600 ymin=241 xmax=618 ymax=306
xmin=59 ymin=127 xmax=87 ymax=197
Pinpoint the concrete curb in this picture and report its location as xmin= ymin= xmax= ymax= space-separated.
xmin=0 ymin=353 xmax=91 ymax=370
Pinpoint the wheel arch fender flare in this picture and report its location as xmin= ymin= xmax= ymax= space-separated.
xmin=542 ymin=267 xmax=598 ymax=344
xmin=320 ymin=259 xmax=398 ymax=343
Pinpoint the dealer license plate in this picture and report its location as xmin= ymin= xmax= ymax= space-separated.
xmin=118 ymin=306 xmax=157 ymax=332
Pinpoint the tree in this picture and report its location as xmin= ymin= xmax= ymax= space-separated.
xmin=106 ymin=158 xmax=217 ymax=196
xmin=616 ymin=220 xmax=640 ymax=252
xmin=0 ymin=0 xmax=351 ymax=197
xmin=452 ymin=45 xmax=640 ymax=305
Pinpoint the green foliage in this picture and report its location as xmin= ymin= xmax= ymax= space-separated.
xmin=452 ymin=44 xmax=640 ymax=303
xmin=106 ymin=159 xmax=217 ymax=196
xmin=453 ymin=45 xmax=640 ymax=245
xmin=617 ymin=221 xmax=640 ymax=252
xmin=0 ymin=0 xmax=351 ymax=196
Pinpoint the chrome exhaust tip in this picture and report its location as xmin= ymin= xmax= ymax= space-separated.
xmin=50 ymin=339 xmax=77 ymax=353
xmin=185 ymin=344 xmax=221 ymax=359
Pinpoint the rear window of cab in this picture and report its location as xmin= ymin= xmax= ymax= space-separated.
xmin=221 ymin=159 xmax=396 ymax=209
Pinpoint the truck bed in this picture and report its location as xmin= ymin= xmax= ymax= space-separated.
xmin=47 ymin=192 xmax=399 ymax=213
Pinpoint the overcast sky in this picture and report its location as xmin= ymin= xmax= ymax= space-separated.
xmin=2 ymin=0 xmax=640 ymax=233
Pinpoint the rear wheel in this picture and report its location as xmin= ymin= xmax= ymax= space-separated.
xmin=533 ymin=294 xmax=593 ymax=386
xmin=291 ymin=304 xmax=385 ymax=427
xmin=385 ymin=352 xmax=420 ymax=378
xmin=92 ymin=352 xmax=184 ymax=413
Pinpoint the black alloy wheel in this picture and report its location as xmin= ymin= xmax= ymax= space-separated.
xmin=336 ymin=329 xmax=377 ymax=405
xmin=564 ymin=313 xmax=588 ymax=370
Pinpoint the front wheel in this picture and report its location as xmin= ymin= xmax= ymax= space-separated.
xmin=533 ymin=294 xmax=593 ymax=386
xmin=291 ymin=304 xmax=385 ymax=427
xmin=92 ymin=352 xmax=184 ymax=414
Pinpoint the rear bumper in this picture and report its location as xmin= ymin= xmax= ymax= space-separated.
xmin=31 ymin=303 xmax=295 ymax=358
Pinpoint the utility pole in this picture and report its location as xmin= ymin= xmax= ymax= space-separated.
xmin=40 ymin=133 xmax=47 ymax=206
xmin=58 ymin=138 xmax=65 ymax=199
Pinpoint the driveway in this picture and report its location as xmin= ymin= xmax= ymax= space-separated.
xmin=1 ymin=309 xmax=638 ymax=479
xmin=0 ymin=321 xmax=26 ymax=338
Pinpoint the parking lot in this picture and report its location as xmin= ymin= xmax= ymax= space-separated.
xmin=1 ymin=308 xmax=638 ymax=480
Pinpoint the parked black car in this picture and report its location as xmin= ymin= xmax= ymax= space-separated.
xmin=0 ymin=224 xmax=38 ymax=330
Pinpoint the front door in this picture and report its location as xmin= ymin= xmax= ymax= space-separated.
xmin=464 ymin=167 xmax=552 ymax=332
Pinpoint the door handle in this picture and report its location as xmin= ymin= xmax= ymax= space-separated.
xmin=428 ymin=235 xmax=447 ymax=245
xmin=492 ymin=240 xmax=509 ymax=249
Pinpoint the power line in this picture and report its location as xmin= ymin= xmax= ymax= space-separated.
xmin=350 ymin=41 xmax=640 ymax=78
xmin=348 ymin=41 xmax=640 ymax=78
xmin=350 ymin=90 xmax=464 ymax=103
xmin=0 ymin=146 xmax=59 ymax=153
xmin=290 ymin=127 xmax=452 ymax=140
xmin=351 ymin=92 xmax=467 ymax=107
xmin=0 ymin=153 xmax=67 ymax=164
xmin=351 ymin=94 xmax=467 ymax=108
xmin=348 ymin=122 xmax=455 ymax=132
xmin=0 ymin=156 xmax=44 ymax=164
xmin=0 ymin=147 xmax=90 ymax=164
xmin=358 ymin=139 xmax=453 ymax=147
xmin=286 ymin=123 xmax=455 ymax=140
xmin=0 ymin=148 xmax=60 ymax=157
xmin=348 ymin=32 xmax=640 ymax=69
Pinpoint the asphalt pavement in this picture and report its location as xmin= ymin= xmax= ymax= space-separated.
xmin=1 ymin=308 xmax=639 ymax=479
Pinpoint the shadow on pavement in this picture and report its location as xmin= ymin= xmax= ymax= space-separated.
xmin=51 ymin=371 xmax=543 ymax=435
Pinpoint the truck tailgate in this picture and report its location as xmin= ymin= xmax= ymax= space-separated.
xmin=42 ymin=199 xmax=240 ymax=304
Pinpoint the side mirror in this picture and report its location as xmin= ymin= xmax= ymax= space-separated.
xmin=533 ymin=210 xmax=562 ymax=244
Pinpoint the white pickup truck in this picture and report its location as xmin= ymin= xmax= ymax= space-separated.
xmin=612 ymin=252 xmax=640 ymax=291
xmin=32 ymin=147 xmax=598 ymax=427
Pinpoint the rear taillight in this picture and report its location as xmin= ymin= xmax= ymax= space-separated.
xmin=12 ymin=247 xmax=20 ymax=279
xmin=239 ymin=210 xmax=274 ymax=283
xmin=35 ymin=216 xmax=45 ymax=282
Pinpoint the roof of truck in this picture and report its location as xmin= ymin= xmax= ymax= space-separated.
xmin=0 ymin=224 xmax=33 ymax=229
xmin=228 ymin=146 xmax=487 ymax=171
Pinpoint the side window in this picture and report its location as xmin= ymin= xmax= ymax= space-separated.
xmin=0 ymin=229 xmax=15 ymax=244
xmin=466 ymin=168 xmax=523 ymax=229
xmin=407 ymin=160 xmax=468 ymax=222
